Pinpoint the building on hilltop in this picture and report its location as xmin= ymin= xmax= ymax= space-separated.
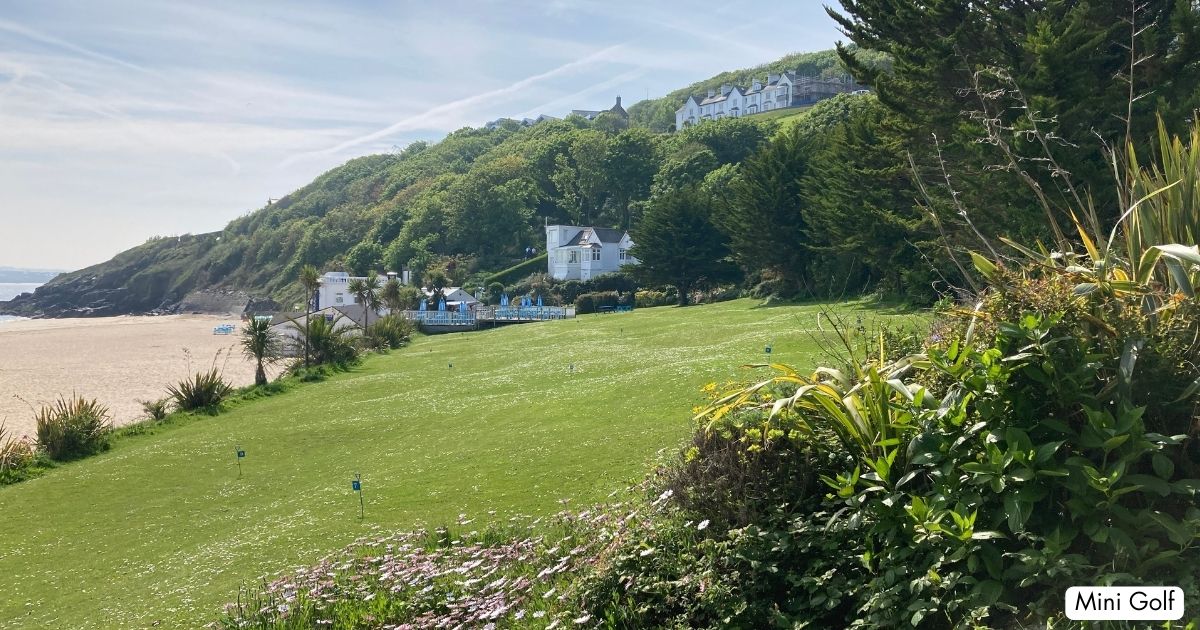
xmin=570 ymin=96 xmax=628 ymax=121
xmin=484 ymin=114 xmax=559 ymax=130
xmin=545 ymin=224 xmax=637 ymax=281
xmin=674 ymin=72 xmax=860 ymax=130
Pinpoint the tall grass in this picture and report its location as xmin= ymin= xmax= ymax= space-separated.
xmin=0 ymin=422 xmax=36 ymax=481
xmin=167 ymin=369 xmax=234 ymax=412
xmin=34 ymin=395 xmax=112 ymax=461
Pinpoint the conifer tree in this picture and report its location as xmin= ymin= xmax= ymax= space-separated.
xmin=630 ymin=187 xmax=738 ymax=306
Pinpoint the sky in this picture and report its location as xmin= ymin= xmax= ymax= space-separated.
xmin=0 ymin=0 xmax=843 ymax=271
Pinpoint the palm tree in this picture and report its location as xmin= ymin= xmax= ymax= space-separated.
xmin=348 ymin=274 xmax=381 ymax=328
xmin=298 ymin=264 xmax=321 ymax=368
xmin=240 ymin=318 xmax=281 ymax=386
xmin=381 ymin=278 xmax=403 ymax=313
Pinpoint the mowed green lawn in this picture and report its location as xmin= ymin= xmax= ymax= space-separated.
xmin=0 ymin=299 xmax=917 ymax=628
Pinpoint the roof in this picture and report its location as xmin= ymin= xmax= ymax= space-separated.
xmin=270 ymin=305 xmax=369 ymax=328
xmin=562 ymin=227 xmax=627 ymax=246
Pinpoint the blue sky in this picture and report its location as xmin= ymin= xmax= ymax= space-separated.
xmin=0 ymin=0 xmax=843 ymax=270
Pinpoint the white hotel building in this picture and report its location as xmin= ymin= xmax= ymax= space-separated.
xmin=675 ymin=72 xmax=859 ymax=130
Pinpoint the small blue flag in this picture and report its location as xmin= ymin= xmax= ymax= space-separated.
xmin=765 ymin=345 xmax=772 ymax=354
xmin=352 ymin=479 xmax=361 ymax=492
xmin=237 ymin=450 xmax=245 ymax=459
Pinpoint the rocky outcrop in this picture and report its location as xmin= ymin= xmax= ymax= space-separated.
xmin=0 ymin=233 xmax=279 ymax=319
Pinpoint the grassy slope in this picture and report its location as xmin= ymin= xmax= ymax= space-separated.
xmin=0 ymin=299 xmax=916 ymax=628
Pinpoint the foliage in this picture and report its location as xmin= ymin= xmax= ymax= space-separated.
xmin=34 ymin=394 xmax=112 ymax=461
xmin=630 ymin=186 xmax=740 ymax=306
xmin=167 ymin=368 xmax=235 ymax=413
xmin=574 ymin=291 xmax=623 ymax=315
xmin=139 ymin=398 xmax=171 ymax=421
xmin=361 ymin=314 xmax=416 ymax=351
xmin=634 ymin=289 xmax=676 ymax=308
xmin=217 ymin=514 xmax=605 ymax=629
xmin=719 ymin=122 xmax=813 ymax=295
xmin=240 ymin=318 xmax=283 ymax=387
xmin=483 ymin=253 xmax=547 ymax=287
xmin=830 ymin=0 xmax=1200 ymax=229
xmin=347 ymin=274 xmax=381 ymax=328
xmin=0 ymin=422 xmax=39 ymax=484
xmin=290 ymin=314 xmax=360 ymax=367
xmin=689 ymin=268 xmax=1200 ymax=627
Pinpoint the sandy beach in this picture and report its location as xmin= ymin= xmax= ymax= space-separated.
xmin=0 ymin=315 xmax=276 ymax=438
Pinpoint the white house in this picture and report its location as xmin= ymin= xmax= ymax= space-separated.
xmin=315 ymin=270 xmax=410 ymax=310
xmin=422 ymin=287 xmax=480 ymax=310
xmin=545 ymin=225 xmax=637 ymax=281
xmin=675 ymin=72 xmax=859 ymax=130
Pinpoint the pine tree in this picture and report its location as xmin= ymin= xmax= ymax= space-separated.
xmin=719 ymin=126 xmax=812 ymax=295
xmin=630 ymin=187 xmax=739 ymax=306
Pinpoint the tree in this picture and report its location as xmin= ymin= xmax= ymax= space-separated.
xmin=829 ymin=0 xmax=1200 ymax=229
xmin=602 ymin=128 xmax=660 ymax=229
xmin=719 ymin=126 xmax=812 ymax=294
xmin=345 ymin=242 xmax=384 ymax=276
xmin=240 ymin=318 xmax=282 ymax=386
xmin=381 ymin=278 xmax=403 ymax=312
xmin=629 ymin=187 xmax=739 ymax=306
xmin=298 ymin=264 xmax=321 ymax=369
xmin=802 ymin=98 xmax=934 ymax=299
xmin=348 ymin=275 xmax=381 ymax=328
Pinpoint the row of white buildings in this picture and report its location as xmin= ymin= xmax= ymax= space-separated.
xmin=675 ymin=72 xmax=861 ymax=130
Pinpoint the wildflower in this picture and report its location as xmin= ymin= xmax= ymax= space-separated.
xmin=697 ymin=519 xmax=710 ymax=531
xmin=574 ymin=614 xmax=592 ymax=624
xmin=639 ymin=548 xmax=655 ymax=557
xmin=533 ymin=611 xmax=546 ymax=618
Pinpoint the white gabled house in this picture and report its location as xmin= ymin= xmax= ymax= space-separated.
xmin=545 ymin=225 xmax=637 ymax=281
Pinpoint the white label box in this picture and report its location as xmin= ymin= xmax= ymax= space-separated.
xmin=1065 ymin=587 xmax=1185 ymax=620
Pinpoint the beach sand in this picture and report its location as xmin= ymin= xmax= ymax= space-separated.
xmin=0 ymin=315 xmax=278 ymax=438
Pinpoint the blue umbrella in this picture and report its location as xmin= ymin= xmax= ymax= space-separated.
xmin=418 ymin=300 xmax=426 ymax=312
xmin=501 ymin=293 xmax=508 ymax=307
xmin=438 ymin=298 xmax=446 ymax=311
xmin=537 ymin=295 xmax=543 ymax=307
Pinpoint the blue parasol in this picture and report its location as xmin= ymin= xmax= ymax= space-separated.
xmin=438 ymin=298 xmax=446 ymax=311
xmin=418 ymin=300 xmax=426 ymax=312
xmin=537 ymin=295 xmax=543 ymax=307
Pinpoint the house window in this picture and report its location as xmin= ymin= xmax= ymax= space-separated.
xmin=335 ymin=294 xmax=344 ymax=304
xmin=568 ymin=250 xmax=578 ymax=264
xmin=591 ymin=248 xmax=601 ymax=261
xmin=619 ymin=248 xmax=628 ymax=260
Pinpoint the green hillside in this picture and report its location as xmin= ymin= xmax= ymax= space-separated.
xmin=0 ymin=299 xmax=917 ymax=628
xmin=1 ymin=48 xmax=882 ymax=319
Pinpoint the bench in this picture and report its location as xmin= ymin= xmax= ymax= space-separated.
xmin=597 ymin=306 xmax=615 ymax=314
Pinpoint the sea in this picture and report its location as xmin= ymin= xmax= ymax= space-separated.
xmin=0 ymin=282 xmax=41 ymax=323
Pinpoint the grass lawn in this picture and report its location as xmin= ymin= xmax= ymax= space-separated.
xmin=0 ymin=299 xmax=920 ymax=628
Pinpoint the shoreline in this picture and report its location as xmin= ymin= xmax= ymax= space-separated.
xmin=0 ymin=314 xmax=278 ymax=438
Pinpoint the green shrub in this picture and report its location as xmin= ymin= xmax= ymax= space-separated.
xmin=139 ymin=398 xmax=171 ymax=421
xmin=692 ymin=265 xmax=1200 ymax=627
xmin=574 ymin=291 xmax=620 ymax=314
xmin=482 ymin=254 xmax=547 ymax=286
xmin=291 ymin=314 xmax=360 ymax=367
xmin=167 ymin=368 xmax=234 ymax=413
xmin=0 ymin=422 xmax=38 ymax=483
xmin=34 ymin=395 xmax=112 ymax=461
xmin=362 ymin=314 xmax=416 ymax=350
xmin=634 ymin=289 xmax=668 ymax=308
